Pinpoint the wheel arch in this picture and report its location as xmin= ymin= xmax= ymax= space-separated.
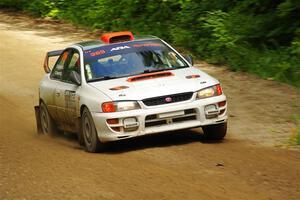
xmin=80 ymin=104 xmax=88 ymax=117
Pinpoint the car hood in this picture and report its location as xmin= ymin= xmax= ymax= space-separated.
xmin=88 ymin=67 xmax=218 ymax=101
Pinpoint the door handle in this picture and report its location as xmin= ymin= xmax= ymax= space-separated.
xmin=55 ymin=92 xmax=60 ymax=97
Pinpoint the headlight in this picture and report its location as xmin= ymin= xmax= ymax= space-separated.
xmin=197 ymin=84 xmax=223 ymax=99
xmin=102 ymin=101 xmax=141 ymax=112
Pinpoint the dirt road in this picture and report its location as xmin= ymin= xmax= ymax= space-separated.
xmin=0 ymin=12 xmax=300 ymax=200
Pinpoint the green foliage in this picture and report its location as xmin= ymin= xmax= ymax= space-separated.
xmin=289 ymin=115 xmax=300 ymax=145
xmin=297 ymin=130 xmax=300 ymax=145
xmin=0 ymin=0 xmax=26 ymax=9
xmin=1 ymin=0 xmax=299 ymax=87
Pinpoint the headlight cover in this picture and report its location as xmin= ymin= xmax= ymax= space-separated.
xmin=197 ymin=84 xmax=223 ymax=99
xmin=102 ymin=101 xmax=141 ymax=112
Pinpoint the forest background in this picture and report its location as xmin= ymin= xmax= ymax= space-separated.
xmin=1 ymin=0 xmax=299 ymax=87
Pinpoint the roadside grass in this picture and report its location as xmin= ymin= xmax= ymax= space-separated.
xmin=288 ymin=115 xmax=300 ymax=146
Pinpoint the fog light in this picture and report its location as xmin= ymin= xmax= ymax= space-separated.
xmin=123 ymin=117 xmax=139 ymax=132
xmin=205 ymin=104 xmax=219 ymax=119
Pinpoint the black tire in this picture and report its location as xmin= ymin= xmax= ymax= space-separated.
xmin=81 ymin=107 xmax=105 ymax=153
xmin=76 ymin=118 xmax=85 ymax=146
xmin=77 ymin=128 xmax=85 ymax=146
xmin=39 ymin=102 xmax=58 ymax=136
xmin=202 ymin=122 xmax=227 ymax=140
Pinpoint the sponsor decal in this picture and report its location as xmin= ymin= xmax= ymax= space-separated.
xmin=109 ymin=86 xmax=129 ymax=90
xmin=64 ymin=90 xmax=76 ymax=110
xmin=186 ymin=74 xmax=200 ymax=79
xmin=133 ymin=43 xmax=162 ymax=48
xmin=110 ymin=46 xmax=130 ymax=51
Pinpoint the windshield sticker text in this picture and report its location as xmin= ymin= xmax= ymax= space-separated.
xmin=133 ymin=43 xmax=162 ymax=48
xmin=110 ymin=46 xmax=130 ymax=51
xmin=90 ymin=50 xmax=106 ymax=57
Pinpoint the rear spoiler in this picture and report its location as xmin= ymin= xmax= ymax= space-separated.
xmin=43 ymin=49 xmax=63 ymax=73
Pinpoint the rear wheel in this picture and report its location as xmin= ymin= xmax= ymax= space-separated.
xmin=202 ymin=122 xmax=227 ymax=140
xmin=81 ymin=107 xmax=105 ymax=153
xmin=39 ymin=102 xmax=58 ymax=136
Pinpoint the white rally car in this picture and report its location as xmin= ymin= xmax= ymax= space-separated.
xmin=35 ymin=31 xmax=228 ymax=152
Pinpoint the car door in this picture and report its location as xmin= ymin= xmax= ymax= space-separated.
xmin=55 ymin=49 xmax=81 ymax=130
xmin=47 ymin=50 xmax=69 ymax=122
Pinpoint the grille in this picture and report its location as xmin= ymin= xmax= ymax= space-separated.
xmin=142 ymin=92 xmax=193 ymax=106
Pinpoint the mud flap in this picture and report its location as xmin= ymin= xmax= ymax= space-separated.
xmin=76 ymin=117 xmax=84 ymax=146
xmin=34 ymin=106 xmax=42 ymax=134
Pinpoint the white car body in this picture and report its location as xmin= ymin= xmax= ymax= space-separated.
xmin=37 ymin=32 xmax=227 ymax=151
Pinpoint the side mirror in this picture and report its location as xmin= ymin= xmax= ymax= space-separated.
xmin=70 ymin=71 xmax=81 ymax=85
xmin=183 ymin=55 xmax=193 ymax=66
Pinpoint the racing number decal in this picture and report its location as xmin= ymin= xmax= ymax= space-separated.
xmin=90 ymin=50 xmax=106 ymax=57
xmin=64 ymin=90 xmax=78 ymax=125
xmin=64 ymin=90 xmax=76 ymax=110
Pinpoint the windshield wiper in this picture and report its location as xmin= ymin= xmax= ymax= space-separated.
xmin=133 ymin=68 xmax=171 ymax=76
xmin=169 ymin=66 xmax=189 ymax=70
xmin=142 ymin=69 xmax=168 ymax=74
xmin=133 ymin=66 xmax=188 ymax=76
xmin=129 ymin=68 xmax=176 ymax=77
xmin=88 ymin=76 xmax=120 ymax=82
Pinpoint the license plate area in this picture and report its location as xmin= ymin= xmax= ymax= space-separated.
xmin=158 ymin=111 xmax=185 ymax=119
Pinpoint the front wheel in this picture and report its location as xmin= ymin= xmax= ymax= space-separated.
xmin=81 ymin=107 xmax=105 ymax=153
xmin=202 ymin=122 xmax=227 ymax=140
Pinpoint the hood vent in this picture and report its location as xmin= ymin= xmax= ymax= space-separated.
xmin=127 ymin=71 xmax=174 ymax=82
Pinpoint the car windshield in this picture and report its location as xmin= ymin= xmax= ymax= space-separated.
xmin=83 ymin=39 xmax=189 ymax=82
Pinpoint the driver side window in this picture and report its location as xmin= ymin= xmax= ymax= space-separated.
xmin=51 ymin=51 xmax=69 ymax=80
xmin=62 ymin=50 xmax=80 ymax=83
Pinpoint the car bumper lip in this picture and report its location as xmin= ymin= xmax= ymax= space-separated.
xmin=91 ymin=95 xmax=227 ymax=142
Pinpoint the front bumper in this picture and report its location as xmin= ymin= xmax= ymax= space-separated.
xmin=91 ymin=95 xmax=227 ymax=142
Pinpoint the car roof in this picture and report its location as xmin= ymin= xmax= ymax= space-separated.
xmin=75 ymin=35 xmax=160 ymax=51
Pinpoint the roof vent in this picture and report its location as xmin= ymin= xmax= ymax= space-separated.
xmin=101 ymin=31 xmax=134 ymax=44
